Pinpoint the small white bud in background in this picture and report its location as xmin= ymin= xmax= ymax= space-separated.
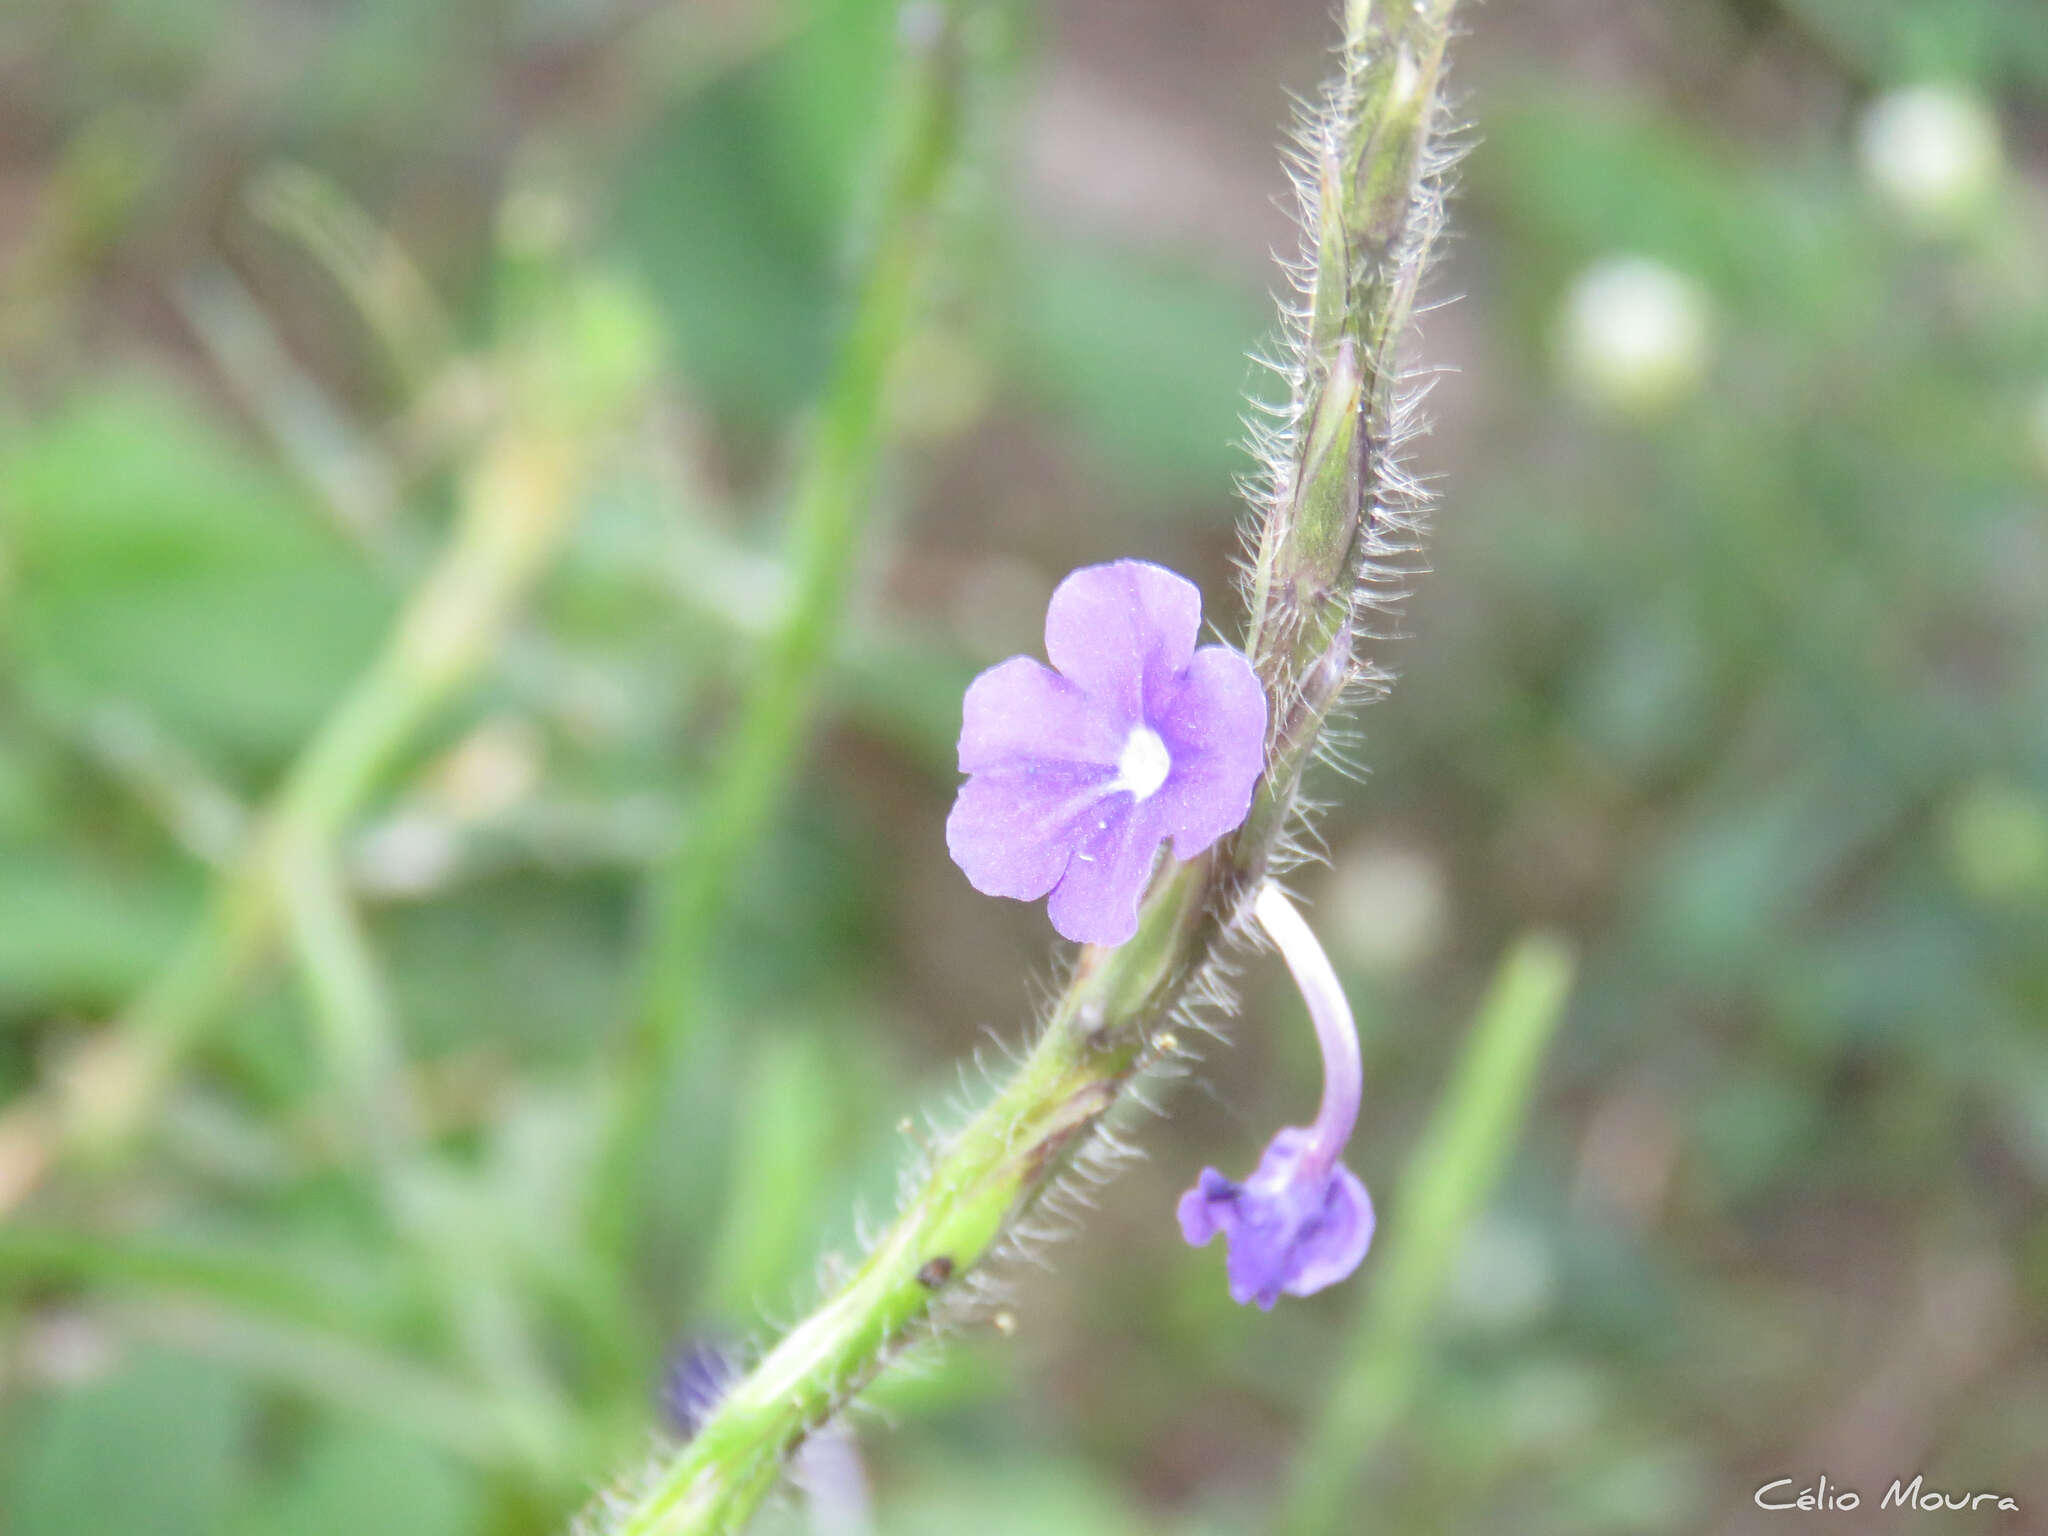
xmin=1498 ymin=1361 xmax=1604 ymax=1453
xmin=898 ymin=1 xmax=945 ymax=50
xmin=549 ymin=661 xmax=637 ymax=748
xmin=1327 ymin=842 xmax=1448 ymax=976
xmin=1555 ymin=256 xmax=1713 ymax=419
xmin=22 ymin=1308 xmax=117 ymax=1388
xmin=498 ymin=183 xmax=575 ymax=258
xmin=1445 ymin=1213 xmax=1557 ymax=1334
xmin=353 ymin=811 xmax=460 ymax=898
xmin=21 ymin=1310 xmax=117 ymax=1392
xmin=1856 ymin=85 xmax=2001 ymax=235
xmin=426 ymin=715 xmax=543 ymax=823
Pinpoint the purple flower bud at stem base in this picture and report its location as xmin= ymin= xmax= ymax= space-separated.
xmin=1177 ymin=883 xmax=1373 ymax=1309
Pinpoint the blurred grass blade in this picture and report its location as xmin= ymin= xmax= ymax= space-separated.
xmin=276 ymin=842 xmax=418 ymax=1173
xmin=0 ymin=110 xmax=160 ymax=362
xmin=249 ymin=162 xmax=456 ymax=393
xmin=1279 ymin=933 xmax=1576 ymax=1536
xmin=598 ymin=0 xmax=994 ymax=1255
xmin=3 ymin=335 xmax=638 ymax=1208
xmin=698 ymin=1028 xmax=843 ymax=1317
xmin=174 ymin=264 xmax=402 ymax=554
xmin=0 ymin=1223 xmax=407 ymax=1337
xmin=119 ymin=1299 xmax=556 ymax=1480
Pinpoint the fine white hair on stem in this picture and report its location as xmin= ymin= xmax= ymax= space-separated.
xmin=584 ymin=7 xmax=1468 ymax=1531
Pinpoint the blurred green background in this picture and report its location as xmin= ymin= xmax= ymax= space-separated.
xmin=2 ymin=1 xmax=2046 ymax=1532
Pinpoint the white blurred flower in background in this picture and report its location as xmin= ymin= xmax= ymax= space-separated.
xmin=1555 ymin=255 xmax=1713 ymax=419
xmin=1445 ymin=1212 xmax=1558 ymax=1335
xmin=426 ymin=715 xmax=543 ymax=823
xmin=353 ymin=811 xmax=460 ymax=898
xmin=1327 ymin=841 xmax=1449 ymax=976
xmin=1857 ymin=84 xmax=2002 ymax=235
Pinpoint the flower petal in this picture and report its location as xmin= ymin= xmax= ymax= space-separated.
xmin=1277 ymin=1162 xmax=1374 ymax=1299
xmin=1150 ymin=644 xmax=1269 ymax=858
xmin=1044 ymin=560 xmax=1201 ymax=725
xmin=1176 ymin=1167 xmax=1236 ymax=1247
xmin=660 ymin=1337 xmax=737 ymax=1439
xmin=946 ymin=765 xmax=1108 ymax=901
xmin=1176 ymin=1126 xmax=1374 ymax=1310
xmin=958 ymin=655 xmax=1123 ymax=775
xmin=1045 ymin=794 xmax=1168 ymax=946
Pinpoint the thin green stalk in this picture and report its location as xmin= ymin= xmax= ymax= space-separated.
xmin=280 ymin=828 xmax=644 ymax=1435
xmin=599 ymin=0 xmax=987 ymax=1251
xmin=175 ymin=264 xmax=403 ymax=554
xmin=0 ymin=1222 xmax=409 ymax=1337
xmin=0 ymin=1221 xmax=563 ymax=1475
xmin=250 ymin=162 xmax=456 ymax=396
xmin=15 ymin=1096 xmax=621 ymax=1495
xmin=277 ymin=842 xmax=418 ymax=1172
xmin=122 ymin=1299 xmax=565 ymax=1480
xmin=20 ymin=421 xmax=596 ymax=1201
xmin=583 ymin=2 xmax=1463 ymax=1530
xmin=1279 ymin=934 xmax=1577 ymax=1536
xmin=608 ymin=859 xmax=1215 ymax=1536
xmin=283 ymin=854 xmax=620 ymax=1484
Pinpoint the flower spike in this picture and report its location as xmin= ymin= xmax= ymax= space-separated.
xmin=1178 ymin=882 xmax=1374 ymax=1308
xmin=946 ymin=560 xmax=1267 ymax=946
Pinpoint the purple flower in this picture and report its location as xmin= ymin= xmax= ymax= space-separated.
xmin=660 ymin=1335 xmax=737 ymax=1438
xmin=946 ymin=560 xmax=1267 ymax=947
xmin=661 ymin=1334 xmax=874 ymax=1533
xmin=1178 ymin=883 xmax=1374 ymax=1308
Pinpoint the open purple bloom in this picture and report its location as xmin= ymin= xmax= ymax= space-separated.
xmin=946 ymin=560 xmax=1267 ymax=946
xmin=1179 ymin=883 xmax=1374 ymax=1308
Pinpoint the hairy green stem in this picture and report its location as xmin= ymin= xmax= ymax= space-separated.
xmin=607 ymin=860 xmax=1215 ymax=1535
xmin=585 ymin=0 xmax=1463 ymax=1528
xmin=1280 ymin=934 xmax=1577 ymax=1536
xmin=598 ymin=0 xmax=988 ymax=1254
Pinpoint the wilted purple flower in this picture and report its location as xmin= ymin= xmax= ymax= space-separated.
xmin=1179 ymin=883 xmax=1374 ymax=1309
xmin=946 ymin=560 xmax=1267 ymax=947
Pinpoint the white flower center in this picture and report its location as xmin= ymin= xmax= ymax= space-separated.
xmin=1115 ymin=725 xmax=1171 ymax=802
